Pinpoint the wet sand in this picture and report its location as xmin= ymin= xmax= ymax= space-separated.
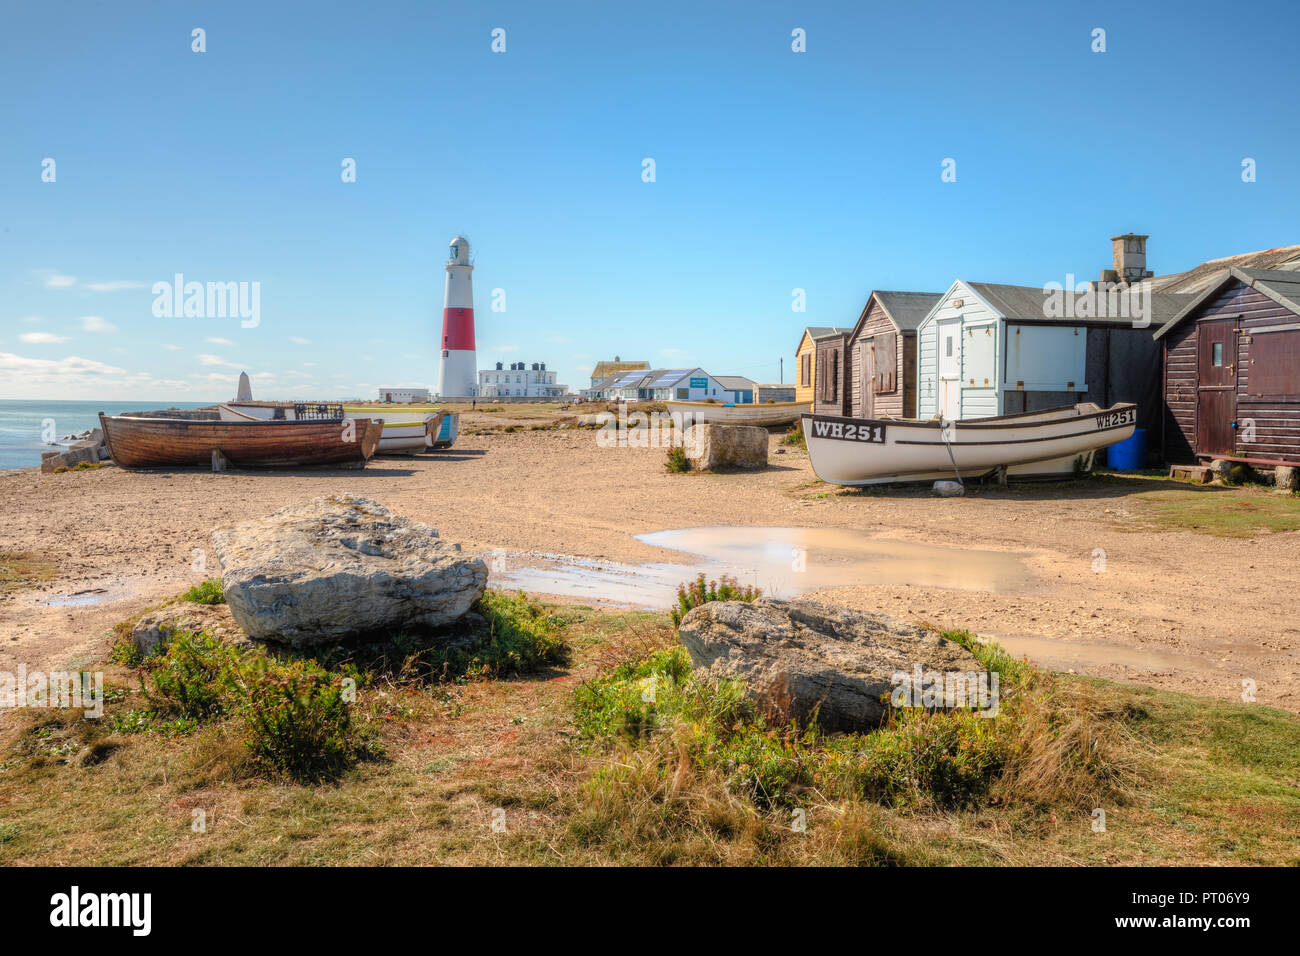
xmin=1 ymin=423 xmax=1297 ymax=710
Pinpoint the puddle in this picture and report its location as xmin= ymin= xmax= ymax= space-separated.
xmin=495 ymin=526 xmax=1027 ymax=609
xmin=983 ymin=632 xmax=1198 ymax=674
xmin=44 ymin=588 xmax=118 ymax=608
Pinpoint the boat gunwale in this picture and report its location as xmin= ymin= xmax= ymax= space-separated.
xmin=801 ymin=402 xmax=1134 ymax=432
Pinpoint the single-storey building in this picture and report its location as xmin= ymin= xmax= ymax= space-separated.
xmin=757 ymin=383 xmax=795 ymax=402
xmin=598 ymin=367 xmax=726 ymax=402
xmin=715 ymin=376 xmax=757 ymax=404
xmin=378 ymin=387 xmax=430 ymax=403
xmin=837 ymin=291 xmax=942 ymax=419
xmin=914 ymin=280 xmax=1191 ymax=441
xmin=1153 ymin=267 xmax=1300 ymax=465
xmin=795 ymin=327 xmax=850 ymax=407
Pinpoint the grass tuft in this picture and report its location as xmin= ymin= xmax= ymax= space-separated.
xmin=670 ymin=573 xmax=760 ymax=628
xmin=180 ymin=578 xmax=225 ymax=605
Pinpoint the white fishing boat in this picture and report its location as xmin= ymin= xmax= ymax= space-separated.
xmin=803 ymin=402 xmax=1137 ymax=486
xmin=341 ymin=406 xmax=459 ymax=449
xmin=220 ymin=403 xmax=443 ymax=455
xmin=665 ymin=400 xmax=810 ymax=427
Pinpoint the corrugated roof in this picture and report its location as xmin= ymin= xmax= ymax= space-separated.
xmin=872 ymin=291 xmax=944 ymax=331
xmin=1151 ymin=245 xmax=1300 ymax=294
xmin=966 ymin=281 xmax=1194 ymax=327
xmin=715 ymin=375 xmax=756 ymax=390
xmin=805 ymin=326 xmax=851 ymax=340
xmin=1153 ymin=267 xmax=1300 ymax=339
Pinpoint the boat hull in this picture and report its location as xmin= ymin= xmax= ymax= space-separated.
xmin=803 ymin=403 xmax=1136 ymax=486
xmin=100 ymin=414 xmax=382 ymax=468
xmin=665 ymin=400 xmax=810 ymax=427
xmin=222 ymin=403 xmax=448 ymax=455
xmin=428 ymin=412 xmax=460 ymax=448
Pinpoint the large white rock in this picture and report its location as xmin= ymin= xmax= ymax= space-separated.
xmin=683 ymin=423 xmax=769 ymax=471
xmin=211 ymin=495 xmax=487 ymax=646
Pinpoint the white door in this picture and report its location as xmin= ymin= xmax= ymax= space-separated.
xmin=937 ymin=318 xmax=962 ymax=421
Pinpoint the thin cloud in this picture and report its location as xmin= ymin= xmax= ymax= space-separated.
xmin=19 ymin=332 xmax=69 ymax=344
xmin=197 ymin=353 xmax=237 ymax=368
xmin=81 ymin=316 xmax=117 ymax=333
xmin=44 ymin=273 xmax=77 ymax=289
xmin=288 ymin=336 xmax=311 ymax=345
xmin=85 ymin=280 xmax=147 ymax=292
xmin=204 ymin=337 xmax=234 ymax=346
xmin=161 ymin=344 xmax=182 ymax=351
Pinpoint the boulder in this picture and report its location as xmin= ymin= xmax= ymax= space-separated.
xmin=932 ymin=480 xmax=964 ymax=497
xmin=1208 ymin=459 xmax=1234 ymax=479
xmin=132 ymin=602 xmax=252 ymax=657
xmin=40 ymin=444 xmax=100 ymax=473
xmin=211 ymin=495 xmax=487 ymax=646
xmin=677 ymin=598 xmax=984 ymax=731
xmin=683 ymin=424 xmax=768 ymax=471
xmin=1275 ymin=465 xmax=1299 ymax=493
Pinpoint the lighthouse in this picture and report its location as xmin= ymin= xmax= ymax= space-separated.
xmin=438 ymin=234 xmax=477 ymax=398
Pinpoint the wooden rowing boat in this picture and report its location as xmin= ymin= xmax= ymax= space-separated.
xmin=219 ymin=404 xmax=443 ymax=455
xmin=100 ymin=412 xmax=383 ymax=468
xmin=802 ymin=402 xmax=1137 ymax=486
xmin=664 ymin=400 xmax=810 ymax=427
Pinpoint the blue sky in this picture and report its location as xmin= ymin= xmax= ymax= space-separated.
xmin=2 ymin=0 xmax=1298 ymax=400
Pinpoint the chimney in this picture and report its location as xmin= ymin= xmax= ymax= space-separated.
xmin=1110 ymin=233 xmax=1152 ymax=283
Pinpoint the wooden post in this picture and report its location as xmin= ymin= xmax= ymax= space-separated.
xmin=211 ymin=449 xmax=228 ymax=473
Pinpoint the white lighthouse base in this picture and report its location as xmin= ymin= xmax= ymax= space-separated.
xmin=438 ymin=349 xmax=478 ymax=398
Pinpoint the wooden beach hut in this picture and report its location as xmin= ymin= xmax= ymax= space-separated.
xmin=1152 ymin=267 xmax=1300 ymax=465
xmin=795 ymin=327 xmax=848 ymax=409
xmin=841 ymin=291 xmax=942 ymax=419
xmin=914 ymin=280 xmax=1191 ymax=444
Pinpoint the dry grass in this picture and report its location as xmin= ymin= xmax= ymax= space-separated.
xmin=0 ymin=598 xmax=1296 ymax=866
xmin=0 ymin=550 xmax=57 ymax=595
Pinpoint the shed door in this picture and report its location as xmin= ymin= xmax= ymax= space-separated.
xmin=937 ymin=318 xmax=962 ymax=420
xmin=860 ymin=338 xmax=875 ymax=417
xmin=1196 ymin=318 xmax=1237 ymax=457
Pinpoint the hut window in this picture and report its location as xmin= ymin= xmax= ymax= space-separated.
xmin=1248 ymin=330 xmax=1300 ymax=395
xmin=945 ymin=336 xmax=953 ymax=358
xmin=1212 ymin=342 xmax=1223 ymax=367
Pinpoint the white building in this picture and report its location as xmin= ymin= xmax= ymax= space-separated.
xmin=377 ymin=387 xmax=431 ymax=403
xmin=479 ymin=362 xmax=568 ymax=398
xmin=597 ymin=367 xmax=727 ymax=402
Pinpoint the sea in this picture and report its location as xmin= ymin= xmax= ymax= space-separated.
xmin=0 ymin=400 xmax=216 ymax=470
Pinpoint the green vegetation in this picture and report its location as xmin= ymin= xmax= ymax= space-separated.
xmin=780 ymin=421 xmax=805 ymax=448
xmin=664 ymin=444 xmax=690 ymax=473
xmin=571 ymin=630 xmax=1135 ymax=815
xmin=239 ymin=656 xmax=376 ymax=782
xmin=180 ymin=578 xmax=225 ymax=605
xmin=143 ymin=629 xmax=242 ymax=719
xmin=0 ymin=550 xmax=56 ymax=595
xmin=670 ymin=573 xmax=760 ymax=627
xmin=1 ymin=587 xmax=1296 ymax=866
xmin=1135 ymin=487 xmax=1300 ymax=537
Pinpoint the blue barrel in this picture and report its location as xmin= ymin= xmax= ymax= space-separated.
xmin=1105 ymin=427 xmax=1147 ymax=470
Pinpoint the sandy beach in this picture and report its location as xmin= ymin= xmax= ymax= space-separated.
xmin=2 ymin=413 xmax=1298 ymax=711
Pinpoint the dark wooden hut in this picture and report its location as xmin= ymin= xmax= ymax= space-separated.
xmin=1153 ymin=267 xmax=1300 ymax=464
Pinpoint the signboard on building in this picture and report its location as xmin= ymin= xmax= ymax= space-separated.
xmin=690 ymin=377 xmax=708 ymax=388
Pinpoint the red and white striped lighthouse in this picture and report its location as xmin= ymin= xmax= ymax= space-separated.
xmin=438 ymin=234 xmax=477 ymax=397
